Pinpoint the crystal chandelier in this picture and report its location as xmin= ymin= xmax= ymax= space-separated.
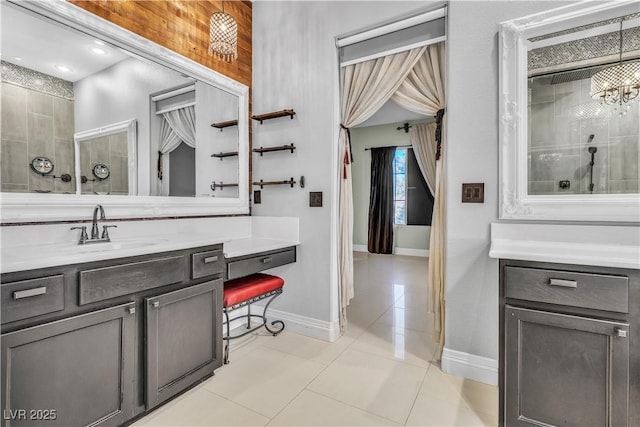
xmin=208 ymin=2 xmax=237 ymax=62
xmin=590 ymin=20 xmax=640 ymax=106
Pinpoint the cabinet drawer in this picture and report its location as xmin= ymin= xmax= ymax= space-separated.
xmin=79 ymin=255 xmax=187 ymax=305
xmin=504 ymin=266 xmax=628 ymax=313
xmin=1 ymin=275 xmax=65 ymax=323
xmin=227 ymin=248 xmax=296 ymax=280
xmin=192 ymin=249 xmax=224 ymax=280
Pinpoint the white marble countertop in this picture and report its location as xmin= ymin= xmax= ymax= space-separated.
xmin=1 ymin=216 xmax=300 ymax=274
xmin=224 ymin=237 xmax=299 ymax=259
xmin=490 ymin=223 xmax=640 ymax=270
xmin=1 ymin=234 xmax=299 ymax=274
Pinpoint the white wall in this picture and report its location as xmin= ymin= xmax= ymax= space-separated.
xmin=252 ymin=1 xmax=433 ymax=330
xmin=445 ymin=1 xmax=575 ymax=364
xmin=350 ymin=121 xmax=431 ymax=252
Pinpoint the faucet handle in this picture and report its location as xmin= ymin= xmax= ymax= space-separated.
xmin=101 ymin=225 xmax=117 ymax=240
xmin=70 ymin=226 xmax=88 ymax=244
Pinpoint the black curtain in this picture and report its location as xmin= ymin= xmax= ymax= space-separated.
xmin=368 ymin=147 xmax=395 ymax=254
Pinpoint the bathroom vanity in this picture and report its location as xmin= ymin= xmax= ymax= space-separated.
xmin=496 ymin=1 xmax=640 ymax=426
xmin=498 ymin=259 xmax=639 ymax=427
xmin=0 ymin=228 xmax=298 ymax=427
xmin=491 ymin=223 xmax=640 ymax=427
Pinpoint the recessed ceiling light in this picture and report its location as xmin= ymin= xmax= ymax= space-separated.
xmin=94 ymin=40 xmax=106 ymax=46
xmin=54 ymin=65 xmax=72 ymax=72
xmin=90 ymin=47 xmax=107 ymax=55
xmin=13 ymin=56 xmax=23 ymax=61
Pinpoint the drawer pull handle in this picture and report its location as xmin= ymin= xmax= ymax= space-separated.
xmin=549 ymin=278 xmax=578 ymax=288
xmin=152 ymin=301 xmax=160 ymax=308
xmin=13 ymin=287 xmax=47 ymax=300
xmin=128 ymin=307 xmax=136 ymax=315
xmin=262 ymin=257 xmax=273 ymax=264
xmin=203 ymin=256 xmax=219 ymax=264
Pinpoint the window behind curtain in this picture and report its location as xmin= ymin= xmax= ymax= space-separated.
xmin=393 ymin=148 xmax=434 ymax=225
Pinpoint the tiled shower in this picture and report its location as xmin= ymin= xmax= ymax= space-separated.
xmin=528 ymin=74 xmax=639 ymax=195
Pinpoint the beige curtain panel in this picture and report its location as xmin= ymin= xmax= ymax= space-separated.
xmin=429 ymin=124 xmax=446 ymax=358
xmin=338 ymin=46 xmax=427 ymax=331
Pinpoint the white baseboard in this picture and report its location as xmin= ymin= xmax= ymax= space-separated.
xmin=249 ymin=305 xmax=341 ymax=342
xmin=394 ymin=247 xmax=429 ymax=258
xmin=353 ymin=244 xmax=429 ymax=258
xmin=441 ymin=347 xmax=498 ymax=386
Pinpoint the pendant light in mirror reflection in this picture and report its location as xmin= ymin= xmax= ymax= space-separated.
xmin=590 ymin=19 xmax=640 ymax=115
xmin=208 ymin=2 xmax=237 ymax=62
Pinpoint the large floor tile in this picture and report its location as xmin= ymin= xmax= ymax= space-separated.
xmin=204 ymin=346 xmax=325 ymax=418
xmin=132 ymin=385 xmax=269 ymax=426
xmin=419 ymin=364 xmax=469 ymax=407
xmin=226 ymin=329 xmax=274 ymax=363
xmin=419 ymin=365 xmax=498 ymax=425
xmin=406 ymin=392 xmax=495 ymax=426
xmin=375 ymin=304 xmax=433 ymax=333
xmin=268 ymin=390 xmax=399 ymax=426
xmin=307 ymin=348 xmax=426 ymax=424
xmin=350 ymin=321 xmax=436 ymax=367
xmin=459 ymin=378 xmax=499 ymax=423
xmin=260 ymin=330 xmax=354 ymax=366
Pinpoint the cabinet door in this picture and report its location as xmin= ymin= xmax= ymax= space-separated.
xmin=145 ymin=279 xmax=223 ymax=409
xmin=505 ymin=305 xmax=629 ymax=427
xmin=1 ymin=302 xmax=136 ymax=427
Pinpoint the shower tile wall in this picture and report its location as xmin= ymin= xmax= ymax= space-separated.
xmin=1 ymin=81 xmax=76 ymax=194
xmin=528 ymin=76 xmax=640 ymax=195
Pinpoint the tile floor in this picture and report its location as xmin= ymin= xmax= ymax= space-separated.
xmin=133 ymin=253 xmax=498 ymax=426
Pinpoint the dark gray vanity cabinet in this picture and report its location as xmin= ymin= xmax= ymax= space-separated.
xmin=500 ymin=260 xmax=639 ymax=427
xmin=1 ymin=302 xmax=136 ymax=427
xmin=1 ymin=244 xmax=225 ymax=426
xmin=145 ymin=279 xmax=223 ymax=409
xmin=504 ymin=306 xmax=629 ymax=427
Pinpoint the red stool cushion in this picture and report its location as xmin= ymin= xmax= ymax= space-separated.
xmin=223 ymin=273 xmax=284 ymax=307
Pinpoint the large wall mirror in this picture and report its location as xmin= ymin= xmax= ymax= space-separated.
xmin=1 ymin=0 xmax=249 ymax=222
xmin=499 ymin=0 xmax=639 ymax=222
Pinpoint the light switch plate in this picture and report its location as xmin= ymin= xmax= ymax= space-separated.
xmin=309 ymin=192 xmax=322 ymax=207
xmin=462 ymin=183 xmax=484 ymax=203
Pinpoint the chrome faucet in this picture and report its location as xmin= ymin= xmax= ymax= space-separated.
xmin=91 ymin=204 xmax=105 ymax=239
xmin=70 ymin=204 xmax=117 ymax=245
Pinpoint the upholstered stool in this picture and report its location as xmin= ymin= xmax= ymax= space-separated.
xmin=222 ymin=273 xmax=285 ymax=363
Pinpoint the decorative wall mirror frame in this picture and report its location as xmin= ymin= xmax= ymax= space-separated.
xmin=1 ymin=0 xmax=249 ymax=222
xmin=499 ymin=0 xmax=639 ymax=222
xmin=74 ymin=119 xmax=137 ymax=195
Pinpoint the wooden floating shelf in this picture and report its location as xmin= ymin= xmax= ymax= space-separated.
xmin=211 ymin=120 xmax=238 ymax=130
xmin=253 ymin=144 xmax=296 ymax=156
xmin=211 ymin=151 xmax=239 ymax=160
xmin=210 ymin=182 xmax=239 ymax=191
xmin=252 ymin=178 xmax=296 ymax=189
xmin=251 ymin=109 xmax=296 ymax=124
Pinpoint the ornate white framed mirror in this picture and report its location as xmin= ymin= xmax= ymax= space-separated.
xmin=0 ymin=0 xmax=249 ymax=222
xmin=499 ymin=0 xmax=639 ymax=222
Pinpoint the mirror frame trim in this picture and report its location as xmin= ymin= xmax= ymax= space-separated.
xmin=1 ymin=0 xmax=250 ymax=223
xmin=74 ymin=119 xmax=138 ymax=196
xmin=498 ymin=0 xmax=640 ymax=223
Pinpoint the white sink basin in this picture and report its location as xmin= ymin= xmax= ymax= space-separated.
xmin=69 ymin=239 xmax=169 ymax=254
